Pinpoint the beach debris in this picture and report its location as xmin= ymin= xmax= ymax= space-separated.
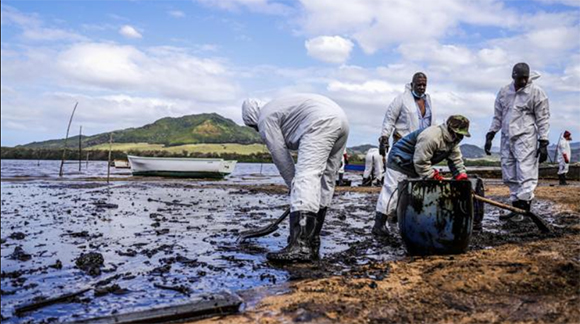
xmin=9 ymin=232 xmax=26 ymax=240
xmin=75 ymin=252 xmax=105 ymax=276
xmin=14 ymin=287 xmax=91 ymax=316
xmin=153 ymin=283 xmax=191 ymax=295
xmin=10 ymin=246 xmax=32 ymax=262
xmin=94 ymin=284 xmax=130 ymax=297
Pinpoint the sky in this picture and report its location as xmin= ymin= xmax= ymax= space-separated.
xmin=1 ymin=0 xmax=579 ymax=148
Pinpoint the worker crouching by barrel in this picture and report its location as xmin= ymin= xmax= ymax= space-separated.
xmin=373 ymin=115 xmax=471 ymax=237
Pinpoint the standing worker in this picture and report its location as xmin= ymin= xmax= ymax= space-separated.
xmin=242 ymin=94 xmax=349 ymax=263
xmin=557 ymin=130 xmax=572 ymax=185
xmin=374 ymin=72 xmax=435 ymax=233
xmin=372 ymin=115 xmax=470 ymax=236
xmin=484 ymin=63 xmax=551 ymax=219
xmin=337 ymin=148 xmax=349 ymax=186
xmin=362 ymin=148 xmax=384 ymax=186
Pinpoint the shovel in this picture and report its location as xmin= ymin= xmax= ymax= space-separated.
xmin=472 ymin=194 xmax=551 ymax=233
xmin=238 ymin=208 xmax=290 ymax=243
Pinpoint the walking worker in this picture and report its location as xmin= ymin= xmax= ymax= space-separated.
xmin=378 ymin=72 xmax=434 ymax=156
xmin=241 ymin=93 xmax=349 ymax=263
xmin=372 ymin=115 xmax=470 ymax=237
xmin=557 ymin=130 xmax=572 ymax=185
xmin=484 ymin=63 xmax=550 ymax=218
xmin=362 ymin=147 xmax=384 ymax=186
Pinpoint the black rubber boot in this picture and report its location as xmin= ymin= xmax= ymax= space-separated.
xmin=361 ymin=177 xmax=372 ymax=187
xmin=311 ymin=207 xmax=327 ymax=257
xmin=267 ymin=211 xmax=318 ymax=263
xmin=372 ymin=212 xmax=390 ymax=237
xmin=559 ymin=174 xmax=568 ymax=185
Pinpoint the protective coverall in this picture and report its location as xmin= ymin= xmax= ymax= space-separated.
xmin=557 ymin=132 xmax=571 ymax=176
xmin=375 ymin=124 xmax=466 ymax=217
xmin=363 ymin=148 xmax=384 ymax=185
xmin=488 ymin=72 xmax=550 ymax=202
xmin=381 ymin=83 xmax=434 ymax=143
xmin=242 ymin=93 xmax=349 ymax=263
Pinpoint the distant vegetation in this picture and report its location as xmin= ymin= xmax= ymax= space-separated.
xmin=18 ymin=113 xmax=262 ymax=149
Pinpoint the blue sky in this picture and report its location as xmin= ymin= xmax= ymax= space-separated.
xmin=1 ymin=0 xmax=579 ymax=148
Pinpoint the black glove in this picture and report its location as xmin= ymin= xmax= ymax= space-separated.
xmin=537 ymin=140 xmax=549 ymax=163
xmin=378 ymin=136 xmax=389 ymax=157
xmin=484 ymin=132 xmax=495 ymax=155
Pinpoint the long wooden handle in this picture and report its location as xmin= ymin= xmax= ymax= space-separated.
xmin=473 ymin=194 xmax=551 ymax=233
xmin=473 ymin=194 xmax=527 ymax=214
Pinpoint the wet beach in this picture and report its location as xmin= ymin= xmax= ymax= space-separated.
xmin=1 ymin=160 xmax=579 ymax=323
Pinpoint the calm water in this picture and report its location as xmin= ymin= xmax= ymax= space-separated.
xmin=1 ymin=160 xmax=377 ymax=323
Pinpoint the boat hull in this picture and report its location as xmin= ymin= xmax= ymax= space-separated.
xmin=127 ymin=156 xmax=236 ymax=179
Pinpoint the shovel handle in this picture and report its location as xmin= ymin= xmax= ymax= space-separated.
xmin=472 ymin=194 xmax=551 ymax=233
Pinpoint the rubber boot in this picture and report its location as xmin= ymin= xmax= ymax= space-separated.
xmin=559 ymin=174 xmax=568 ymax=186
xmin=267 ymin=211 xmax=318 ymax=263
xmin=311 ymin=207 xmax=327 ymax=257
xmin=386 ymin=213 xmax=399 ymax=236
xmin=338 ymin=173 xmax=345 ymax=186
xmin=372 ymin=212 xmax=390 ymax=237
xmin=361 ymin=177 xmax=372 ymax=187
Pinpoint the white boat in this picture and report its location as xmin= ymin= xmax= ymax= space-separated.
xmin=113 ymin=159 xmax=131 ymax=169
xmin=127 ymin=155 xmax=237 ymax=179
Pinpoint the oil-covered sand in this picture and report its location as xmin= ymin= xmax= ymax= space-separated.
xmin=1 ymin=161 xmax=579 ymax=323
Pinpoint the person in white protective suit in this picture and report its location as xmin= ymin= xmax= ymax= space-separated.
xmin=378 ymin=72 xmax=434 ymax=156
xmin=337 ymin=148 xmax=349 ymax=186
xmin=374 ymin=72 xmax=434 ymax=233
xmin=241 ymin=94 xmax=349 ymax=263
xmin=557 ymin=130 xmax=572 ymax=185
xmin=362 ymin=148 xmax=384 ymax=186
xmin=484 ymin=63 xmax=550 ymax=220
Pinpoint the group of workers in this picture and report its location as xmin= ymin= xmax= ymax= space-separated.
xmin=241 ymin=62 xmax=572 ymax=264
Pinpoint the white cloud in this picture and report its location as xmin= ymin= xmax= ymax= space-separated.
xmin=305 ymin=36 xmax=354 ymax=64
xmin=168 ymin=10 xmax=185 ymax=18
xmin=1 ymin=5 xmax=87 ymax=42
xmin=119 ymin=25 xmax=142 ymax=39
xmin=195 ymin=0 xmax=293 ymax=15
xmin=298 ymin=0 xmax=519 ymax=54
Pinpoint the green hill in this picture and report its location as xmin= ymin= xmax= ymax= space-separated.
xmin=18 ymin=113 xmax=262 ymax=149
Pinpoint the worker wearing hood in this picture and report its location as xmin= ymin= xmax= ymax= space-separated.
xmin=379 ymin=72 xmax=434 ymax=155
xmin=242 ymin=93 xmax=349 ymax=263
xmin=362 ymin=148 xmax=384 ymax=186
xmin=484 ymin=63 xmax=551 ymax=218
xmin=557 ymin=130 xmax=572 ymax=185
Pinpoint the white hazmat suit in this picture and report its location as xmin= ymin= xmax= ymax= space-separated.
xmin=242 ymin=94 xmax=349 ymax=213
xmin=381 ymin=83 xmax=434 ymax=142
xmin=488 ymin=72 xmax=550 ymax=202
xmin=363 ymin=148 xmax=384 ymax=182
xmin=557 ymin=133 xmax=571 ymax=175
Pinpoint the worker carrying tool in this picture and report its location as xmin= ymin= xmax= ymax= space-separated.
xmin=484 ymin=63 xmax=551 ymax=221
xmin=241 ymin=93 xmax=349 ymax=263
xmin=362 ymin=148 xmax=384 ymax=186
xmin=557 ymin=130 xmax=572 ymax=185
xmin=378 ymin=72 xmax=434 ymax=157
xmin=373 ymin=115 xmax=470 ymax=237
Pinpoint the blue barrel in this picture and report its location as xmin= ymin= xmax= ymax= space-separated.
xmin=397 ymin=179 xmax=474 ymax=256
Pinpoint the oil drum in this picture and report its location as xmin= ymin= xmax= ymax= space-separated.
xmin=397 ymin=179 xmax=474 ymax=256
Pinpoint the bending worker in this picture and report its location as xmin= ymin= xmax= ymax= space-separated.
xmin=242 ymin=94 xmax=349 ymax=263
xmin=374 ymin=72 xmax=435 ymax=234
xmin=372 ymin=115 xmax=470 ymax=237
xmin=362 ymin=147 xmax=384 ymax=186
xmin=557 ymin=130 xmax=572 ymax=185
xmin=484 ymin=63 xmax=550 ymax=218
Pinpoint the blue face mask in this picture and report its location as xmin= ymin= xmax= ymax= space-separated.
xmin=412 ymin=90 xmax=425 ymax=99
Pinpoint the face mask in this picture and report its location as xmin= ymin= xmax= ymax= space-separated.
xmin=412 ymin=90 xmax=425 ymax=99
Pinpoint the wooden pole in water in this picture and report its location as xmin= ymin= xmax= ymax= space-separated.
xmin=107 ymin=133 xmax=113 ymax=184
xmin=78 ymin=126 xmax=82 ymax=172
xmin=59 ymin=102 xmax=78 ymax=177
